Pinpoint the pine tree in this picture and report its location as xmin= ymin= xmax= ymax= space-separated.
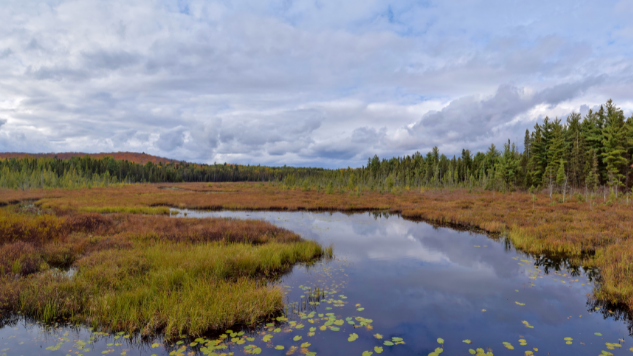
xmin=584 ymin=107 xmax=607 ymax=183
xmin=566 ymin=113 xmax=587 ymax=187
xmin=601 ymin=100 xmax=628 ymax=191
xmin=547 ymin=119 xmax=567 ymax=168
xmin=521 ymin=129 xmax=532 ymax=187
xmin=530 ymin=121 xmax=549 ymax=186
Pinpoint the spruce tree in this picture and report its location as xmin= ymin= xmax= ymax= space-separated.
xmin=566 ymin=113 xmax=587 ymax=187
xmin=530 ymin=121 xmax=549 ymax=186
xmin=547 ymin=119 xmax=567 ymax=168
xmin=584 ymin=107 xmax=607 ymax=183
xmin=601 ymin=100 xmax=628 ymax=191
xmin=556 ymin=158 xmax=566 ymax=187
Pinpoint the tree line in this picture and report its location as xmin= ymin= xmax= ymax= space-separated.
xmin=278 ymin=99 xmax=633 ymax=197
xmin=0 ymin=155 xmax=326 ymax=190
xmin=2 ymin=99 xmax=632 ymax=197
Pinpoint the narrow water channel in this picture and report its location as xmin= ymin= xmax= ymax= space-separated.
xmin=1 ymin=210 xmax=630 ymax=355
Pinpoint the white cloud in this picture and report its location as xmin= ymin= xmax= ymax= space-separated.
xmin=0 ymin=0 xmax=631 ymax=166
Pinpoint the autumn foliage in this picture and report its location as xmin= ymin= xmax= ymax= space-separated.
xmin=11 ymin=181 xmax=633 ymax=311
xmin=0 ymin=203 xmax=330 ymax=337
xmin=0 ymin=151 xmax=177 ymax=165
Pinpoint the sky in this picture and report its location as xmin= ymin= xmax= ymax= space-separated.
xmin=0 ymin=0 xmax=632 ymax=168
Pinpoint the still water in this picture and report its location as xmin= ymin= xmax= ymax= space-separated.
xmin=1 ymin=210 xmax=631 ymax=355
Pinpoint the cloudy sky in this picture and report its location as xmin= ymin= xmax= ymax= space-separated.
xmin=0 ymin=0 xmax=632 ymax=167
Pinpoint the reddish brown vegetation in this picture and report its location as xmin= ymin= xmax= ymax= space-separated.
xmin=3 ymin=182 xmax=633 ymax=311
xmin=0 ymin=204 xmax=328 ymax=336
xmin=0 ymin=188 xmax=46 ymax=206
xmin=0 ymin=208 xmax=301 ymax=277
xmin=0 ymin=151 xmax=178 ymax=165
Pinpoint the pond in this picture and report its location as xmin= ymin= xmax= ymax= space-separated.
xmin=1 ymin=210 xmax=631 ymax=355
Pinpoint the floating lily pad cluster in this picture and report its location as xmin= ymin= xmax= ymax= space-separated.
xmin=604 ymin=342 xmax=622 ymax=350
xmin=13 ymin=249 xmax=626 ymax=356
xmin=426 ymin=338 xmax=444 ymax=356
xmin=42 ymin=329 xmax=133 ymax=355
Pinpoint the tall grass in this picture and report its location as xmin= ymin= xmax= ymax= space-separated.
xmin=12 ymin=241 xmax=326 ymax=337
xmin=4 ymin=182 xmax=633 ymax=313
xmin=0 ymin=206 xmax=331 ymax=337
xmin=594 ymin=242 xmax=633 ymax=307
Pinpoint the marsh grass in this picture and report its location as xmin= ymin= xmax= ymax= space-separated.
xmin=79 ymin=206 xmax=171 ymax=215
xmin=5 ymin=182 xmax=633 ymax=313
xmin=12 ymin=241 xmax=325 ymax=338
xmin=0 ymin=206 xmax=331 ymax=338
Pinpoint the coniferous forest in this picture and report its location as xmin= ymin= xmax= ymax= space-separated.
xmin=2 ymin=99 xmax=632 ymax=197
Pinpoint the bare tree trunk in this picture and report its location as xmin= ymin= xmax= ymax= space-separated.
xmin=549 ymin=167 xmax=553 ymax=200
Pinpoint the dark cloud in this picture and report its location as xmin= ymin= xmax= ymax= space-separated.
xmin=110 ymin=129 xmax=137 ymax=145
xmin=82 ymin=50 xmax=141 ymax=71
xmin=351 ymin=127 xmax=387 ymax=144
xmin=155 ymin=127 xmax=186 ymax=152
xmin=534 ymin=75 xmax=607 ymax=105
xmin=0 ymin=48 xmax=12 ymax=59
xmin=30 ymin=66 xmax=91 ymax=81
xmin=406 ymin=77 xmax=607 ymax=152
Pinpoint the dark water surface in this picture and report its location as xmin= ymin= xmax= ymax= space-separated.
xmin=1 ymin=211 xmax=631 ymax=355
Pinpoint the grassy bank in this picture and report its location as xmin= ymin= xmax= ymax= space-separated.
xmin=5 ymin=182 xmax=633 ymax=312
xmin=0 ymin=206 xmax=332 ymax=338
xmin=14 ymin=182 xmax=633 ymax=310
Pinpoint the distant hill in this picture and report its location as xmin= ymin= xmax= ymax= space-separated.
xmin=0 ymin=152 xmax=180 ymax=165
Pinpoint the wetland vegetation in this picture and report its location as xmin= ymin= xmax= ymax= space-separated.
xmin=0 ymin=203 xmax=332 ymax=339
xmin=2 ymin=180 xmax=633 ymax=317
xmin=2 ymin=99 xmax=633 ymax=354
xmin=0 ymin=208 xmax=630 ymax=356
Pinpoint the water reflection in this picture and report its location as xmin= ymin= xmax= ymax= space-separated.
xmin=172 ymin=210 xmax=633 ymax=355
xmin=1 ymin=210 xmax=632 ymax=356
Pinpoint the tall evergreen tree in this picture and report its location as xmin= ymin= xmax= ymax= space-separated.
xmin=566 ymin=113 xmax=587 ymax=187
xmin=601 ymin=100 xmax=628 ymax=190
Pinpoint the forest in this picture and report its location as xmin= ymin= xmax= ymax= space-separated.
xmin=2 ymin=99 xmax=632 ymax=197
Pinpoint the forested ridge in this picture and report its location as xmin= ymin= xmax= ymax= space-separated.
xmin=0 ymin=151 xmax=178 ymax=165
xmin=2 ymin=99 xmax=632 ymax=195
